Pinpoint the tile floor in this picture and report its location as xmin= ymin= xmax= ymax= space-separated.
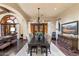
xmin=15 ymin=42 xmax=65 ymax=56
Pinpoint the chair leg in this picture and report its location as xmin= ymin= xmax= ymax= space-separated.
xmin=27 ymin=48 xmax=29 ymax=54
xmin=49 ymin=48 xmax=51 ymax=54
xmin=36 ymin=48 xmax=37 ymax=54
xmin=41 ymin=47 xmax=43 ymax=54
xmin=30 ymin=47 xmax=38 ymax=55
xmin=46 ymin=48 xmax=48 ymax=56
xmin=27 ymin=50 xmax=29 ymax=54
xmin=30 ymin=51 xmax=32 ymax=56
xmin=30 ymin=48 xmax=32 ymax=56
xmin=33 ymin=48 xmax=37 ymax=54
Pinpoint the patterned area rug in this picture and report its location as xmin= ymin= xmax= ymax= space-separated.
xmin=52 ymin=40 xmax=79 ymax=56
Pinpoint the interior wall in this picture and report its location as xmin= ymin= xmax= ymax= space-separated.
xmin=27 ymin=19 xmax=56 ymax=37
xmin=1 ymin=3 xmax=30 ymax=20
xmin=0 ymin=4 xmax=29 ymax=40
xmin=58 ymin=4 xmax=79 ymax=50
xmin=48 ymin=21 xmax=56 ymax=36
xmin=0 ymin=13 xmax=28 ymax=40
xmin=58 ymin=5 xmax=79 ymax=24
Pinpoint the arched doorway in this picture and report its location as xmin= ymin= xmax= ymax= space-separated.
xmin=0 ymin=4 xmax=28 ymax=39
xmin=0 ymin=15 xmax=19 ymax=36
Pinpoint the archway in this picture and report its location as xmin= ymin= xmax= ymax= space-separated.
xmin=0 ymin=4 xmax=28 ymax=39
xmin=0 ymin=15 xmax=19 ymax=36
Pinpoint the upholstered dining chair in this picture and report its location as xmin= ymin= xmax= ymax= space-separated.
xmin=30 ymin=45 xmax=38 ymax=56
xmin=27 ymin=33 xmax=33 ymax=54
xmin=44 ymin=33 xmax=51 ymax=53
xmin=28 ymin=33 xmax=33 ymax=42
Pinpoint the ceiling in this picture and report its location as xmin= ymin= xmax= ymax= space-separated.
xmin=0 ymin=6 xmax=11 ymax=14
xmin=18 ymin=3 xmax=75 ymax=19
xmin=0 ymin=3 xmax=77 ymax=22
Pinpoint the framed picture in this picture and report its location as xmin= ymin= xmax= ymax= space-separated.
xmin=62 ymin=21 xmax=78 ymax=35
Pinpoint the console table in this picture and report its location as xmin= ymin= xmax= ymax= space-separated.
xmin=0 ymin=35 xmax=17 ymax=50
xmin=58 ymin=34 xmax=78 ymax=51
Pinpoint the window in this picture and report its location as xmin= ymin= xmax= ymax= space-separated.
xmin=0 ymin=15 xmax=17 ymax=36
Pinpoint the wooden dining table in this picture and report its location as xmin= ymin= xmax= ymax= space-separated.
xmin=28 ymin=37 xmax=49 ymax=56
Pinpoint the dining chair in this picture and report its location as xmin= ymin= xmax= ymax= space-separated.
xmin=27 ymin=33 xmax=33 ymax=54
xmin=30 ymin=46 xmax=38 ymax=56
xmin=28 ymin=33 xmax=33 ymax=42
xmin=41 ymin=45 xmax=47 ymax=54
xmin=44 ymin=34 xmax=51 ymax=54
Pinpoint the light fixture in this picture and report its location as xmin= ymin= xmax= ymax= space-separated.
xmin=37 ymin=8 xmax=40 ymax=23
xmin=54 ymin=8 xmax=57 ymax=10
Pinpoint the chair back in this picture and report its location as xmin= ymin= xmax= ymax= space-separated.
xmin=44 ymin=33 xmax=51 ymax=44
xmin=29 ymin=33 xmax=33 ymax=40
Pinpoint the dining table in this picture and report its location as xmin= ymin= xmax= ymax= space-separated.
xmin=28 ymin=37 xmax=50 ymax=56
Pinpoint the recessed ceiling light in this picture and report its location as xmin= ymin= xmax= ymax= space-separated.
xmin=54 ymin=8 xmax=57 ymax=10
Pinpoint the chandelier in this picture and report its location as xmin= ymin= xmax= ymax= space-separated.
xmin=37 ymin=8 xmax=40 ymax=23
xmin=37 ymin=8 xmax=46 ymax=23
xmin=32 ymin=8 xmax=45 ymax=22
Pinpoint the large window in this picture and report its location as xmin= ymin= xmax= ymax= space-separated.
xmin=0 ymin=15 xmax=18 ymax=36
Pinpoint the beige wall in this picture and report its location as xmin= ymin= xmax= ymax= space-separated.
xmin=58 ymin=4 xmax=79 ymax=24
xmin=27 ymin=18 xmax=56 ymax=36
xmin=0 ymin=4 xmax=29 ymax=39
xmin=58 ymin=4 xmax=79 ymax=50
xmin=1 ymin=3 xmax=30 ymax=21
